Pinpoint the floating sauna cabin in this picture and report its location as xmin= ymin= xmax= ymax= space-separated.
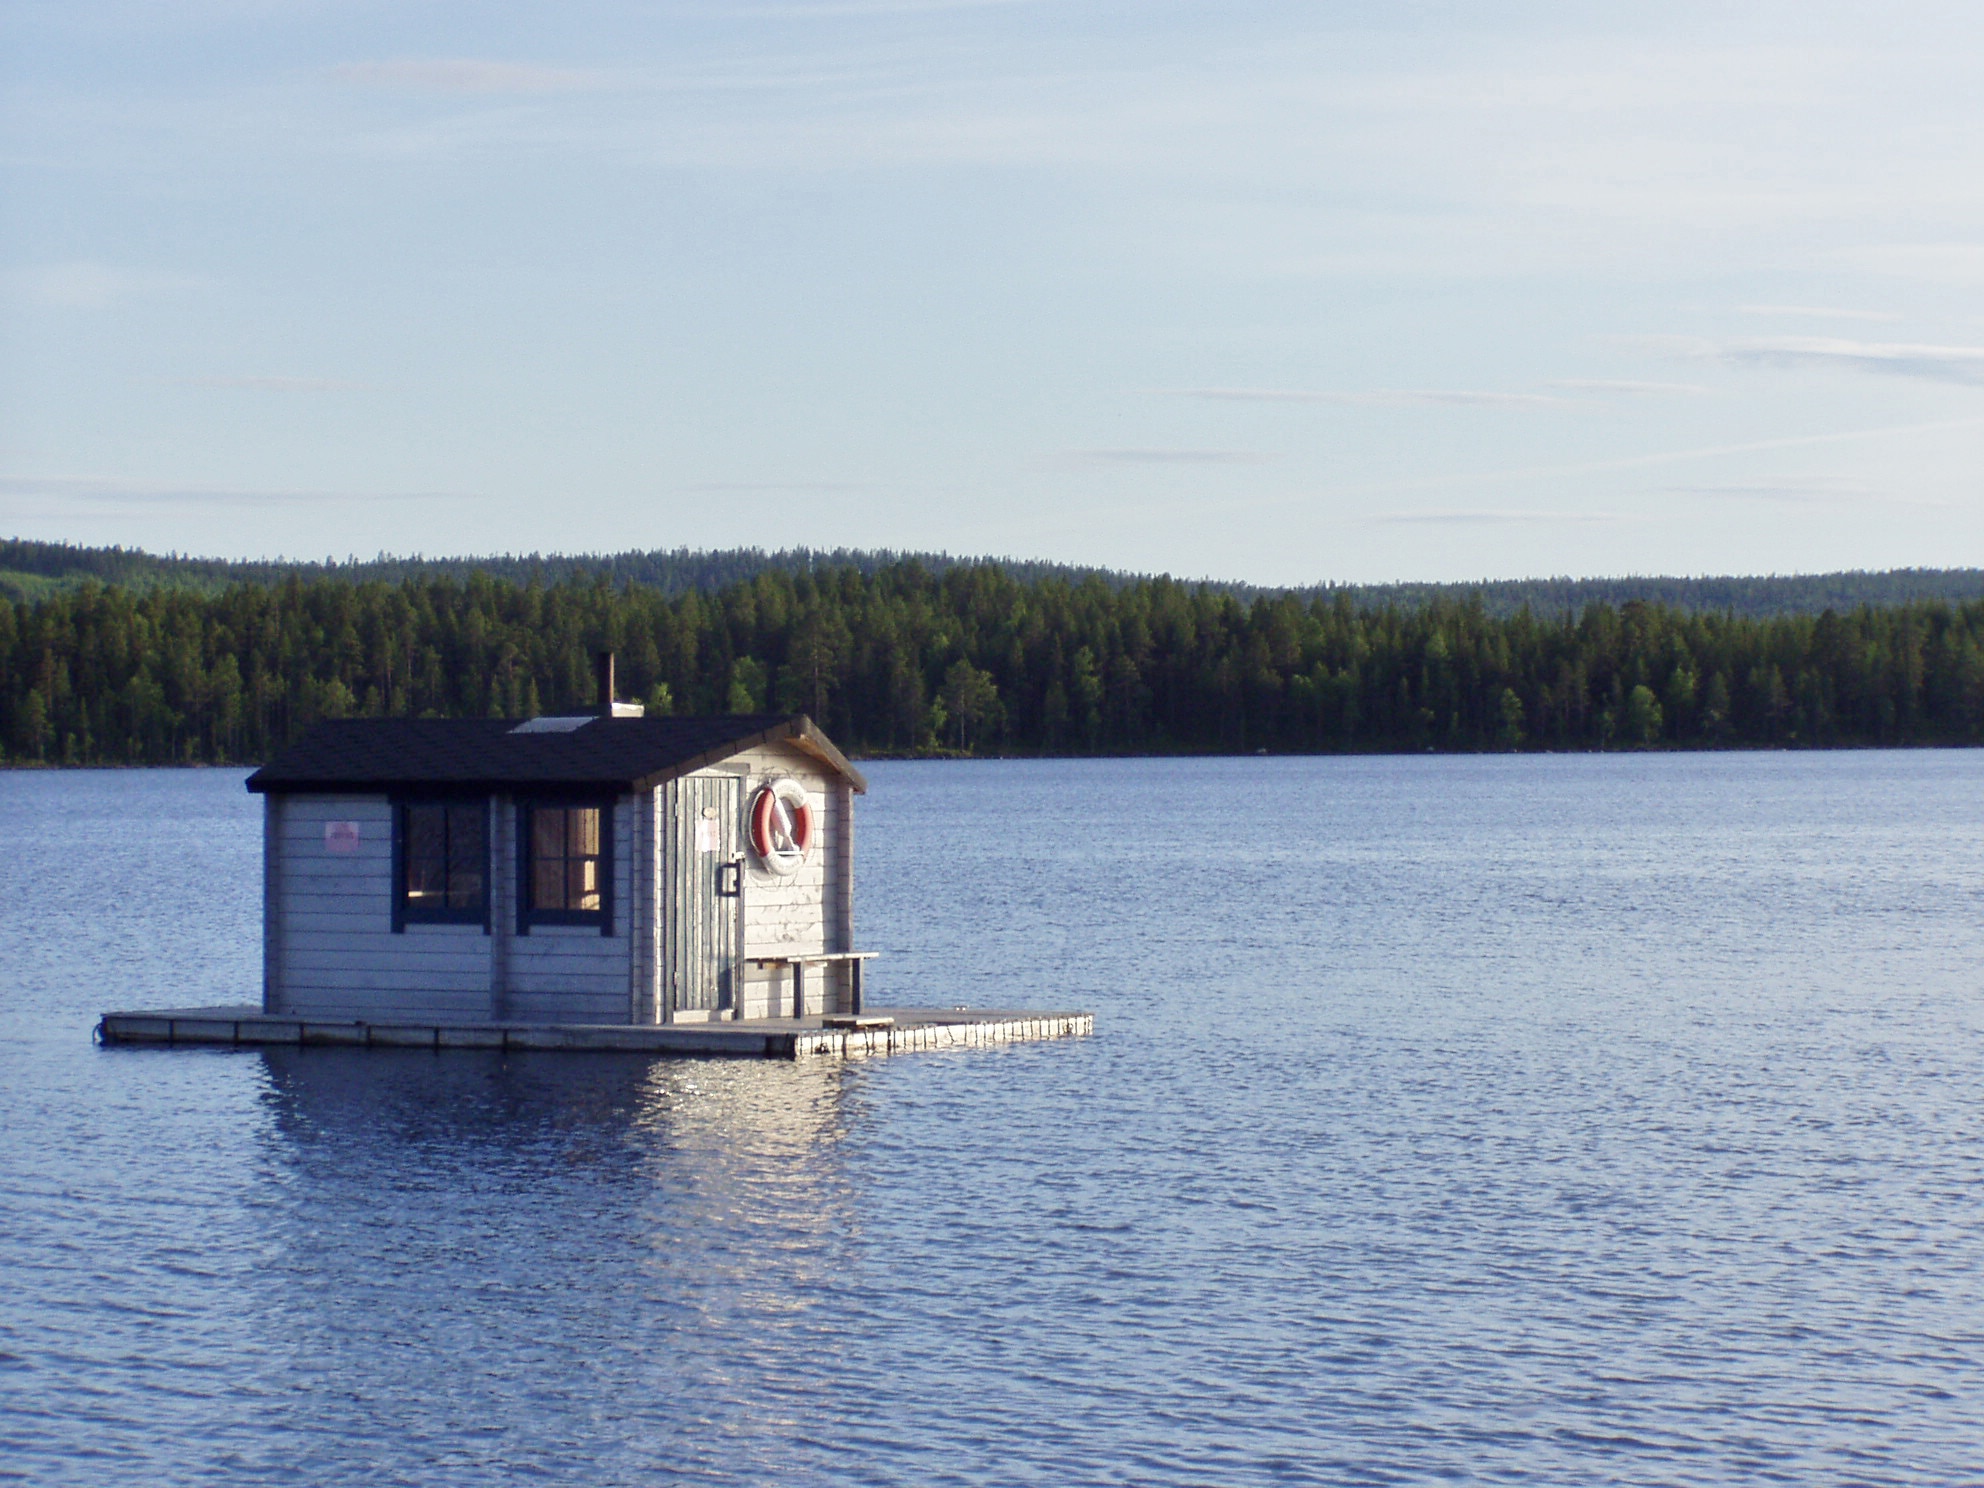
xmin=244 ymin=655 xmax=871 ymax=1026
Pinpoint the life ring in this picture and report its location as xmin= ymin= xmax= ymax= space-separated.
xmin=748 ymin=779 xmax=814 ymax=875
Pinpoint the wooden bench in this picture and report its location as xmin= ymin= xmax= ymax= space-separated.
xmin=745 ymin=950 xmax=881 ymax=1019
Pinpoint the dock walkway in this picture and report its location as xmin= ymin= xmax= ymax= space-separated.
xmin=96 ymin=1005 xmax=1093 ymax=1060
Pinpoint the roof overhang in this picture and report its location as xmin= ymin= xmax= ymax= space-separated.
xmin=243 ymin=713 xmax=867 ymax=796
xmin=630 ymin=714 xmax=868 ymax=794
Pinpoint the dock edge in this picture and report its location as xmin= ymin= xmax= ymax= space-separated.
xmin=94 ymin=1007 xmax=1095 ymax=1061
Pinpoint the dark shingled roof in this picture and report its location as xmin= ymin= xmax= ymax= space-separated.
xmin=245 ymin=714 xmax=865 ymax=795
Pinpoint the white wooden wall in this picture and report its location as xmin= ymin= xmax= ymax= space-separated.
xmin=504 ymin=795 xmax=639 ymax=1024
xmin=270 ymin=794 xmax=493 ymax=1022
xmin=266 ymin=750 xmax=855 ymax=1026
xmin=269 ymin=792 xmax=637 ymax=1025
xmin=680 ymin=743 xmax=855 ymax=1020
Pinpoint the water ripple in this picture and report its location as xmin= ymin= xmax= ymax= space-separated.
xmin=3 ymin=755 xmax=1984 ymax=1483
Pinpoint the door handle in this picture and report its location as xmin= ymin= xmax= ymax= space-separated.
xmin=716 ymin=859 xmax=742 ymax=898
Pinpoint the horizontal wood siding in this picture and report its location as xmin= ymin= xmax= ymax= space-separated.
xmin=273 ymin=794 xmax=493 ymax=1021
xmin=503 ymin=795 xmax=636 ymax=1023
xmin=269 ymin=766 xmax=835 ymax=1028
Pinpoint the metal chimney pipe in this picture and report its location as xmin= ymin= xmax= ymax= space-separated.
xmin=595 ymin=651 xmax=616 ymax=716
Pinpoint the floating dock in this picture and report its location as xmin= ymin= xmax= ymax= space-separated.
xmin=96 ymin=1005 xmax=1094 ymax=1060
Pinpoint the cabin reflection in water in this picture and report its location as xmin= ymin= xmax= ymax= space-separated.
xmin=254 ymin=1045 xmax=860 ymax=1284
xmin=257 ymin=1045 xmax=856 ymax=1159
xmin=238 ymin=1044 xmax=872 ymax=1470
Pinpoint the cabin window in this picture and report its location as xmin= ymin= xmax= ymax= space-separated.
xmin=394 ymin=800 xmax=488 ymax=931
xmin=519 ymin=801 xmax=613 ymax=934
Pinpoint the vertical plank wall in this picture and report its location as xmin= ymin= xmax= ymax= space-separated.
xmin=656 ymin=775 xmax=740 ymax=1021
xmin=677 ymin=743 xmax=852 ymax=1020
xmin=263 ymin=794 xmax=284 ymax=1013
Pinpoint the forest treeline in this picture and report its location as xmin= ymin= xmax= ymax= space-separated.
xmin=8 ymin=535 xmax=1984 ymax=619
xmin=5 ymin=562 xmax=1984 ymax=765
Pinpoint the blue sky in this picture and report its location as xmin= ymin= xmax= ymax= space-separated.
xmin=4 ymin=0 xmax=1984 ymax=584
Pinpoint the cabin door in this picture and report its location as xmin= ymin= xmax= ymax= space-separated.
xmin=666 ymin=775 xmax=743 ymax=1020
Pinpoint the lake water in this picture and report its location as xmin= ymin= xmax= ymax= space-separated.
xmin=3 ymin=753 xmax=1983 ymax=1486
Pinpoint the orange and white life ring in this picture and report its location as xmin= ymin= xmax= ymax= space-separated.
xmin=748 ymin=779 xmax=814 ymax=875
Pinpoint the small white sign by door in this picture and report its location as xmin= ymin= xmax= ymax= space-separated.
xmin=324 ymin=821 xmax=361 ymax=854
xmin=695 ymin=817 xmax=720 ymax=853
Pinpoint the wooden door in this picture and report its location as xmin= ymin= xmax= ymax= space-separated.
xmin=665 ymin=775 xmax=742 ymax=1019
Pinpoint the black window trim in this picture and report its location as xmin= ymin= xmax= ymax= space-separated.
xmin=390 ymin=793 xmax=491 ymax=934
xmin=516 ymin=795 xmax=615 ymax=937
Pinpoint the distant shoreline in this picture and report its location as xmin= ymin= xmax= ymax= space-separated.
xmin=10 ymin=739 xmax=1984 ymax=774
xmin=8 ymin=534 xmax=1984 ymax=620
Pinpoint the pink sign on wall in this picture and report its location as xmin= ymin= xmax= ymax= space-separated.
xmin=324 ymin=821 xmax=361 ymax=854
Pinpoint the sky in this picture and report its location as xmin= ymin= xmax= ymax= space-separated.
xmin=5 ymin=0 xmax=1984 ymax=585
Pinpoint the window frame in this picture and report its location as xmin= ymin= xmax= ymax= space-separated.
xmin=390 ymin=794 xmax=491 ymax=933
xmin=516 ymin=796 xmax=615 ymax=936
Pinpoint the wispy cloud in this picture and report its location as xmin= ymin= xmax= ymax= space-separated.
xmin=1544 ymin=379 xmax=1710 ymax=396
xmin=333 ymin=60 xmax=618 ymax=95
xmin=1416 ymin=416 xmax=1984 ymax=486
xmin=718 ymin=0 xmax=1052 ymax=14
xmin=1172 ymin=388 xmax=1563 ymax=409
xmin=1706 ymin=336 xmax=1984 ymax=385
xmin=685 ymin=480 xmax=870 ymax=492
xmin=1187 ymin=416 xmax=1984 ymax=526
xmin=1834 ymin=243 xmax=1984 ymax=285
xmin=1025 ymin=416 xmax=1984 ymax=533
xmin=168 ymin=375 xmax=369 ymax=393
xmin=1370 ymin=508 xmax=1625 ymax=526
xmin=1736 ymin=304 xmax=1900 ymax=322
xmin=1175 ymin=382 xmax=1707 ymax=407
xmin=3 ymin=262 xmax=198 ymax=309
xmin=1067 ymin=448 xmax=1273 ymax=464
xmin=0 ymin=475 xmax=471 ymax=508
xmin=1662 ymin=477 xmax=1947 ymax=509
xmin=1666 ymin=478 xmax=1869 ymax=503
